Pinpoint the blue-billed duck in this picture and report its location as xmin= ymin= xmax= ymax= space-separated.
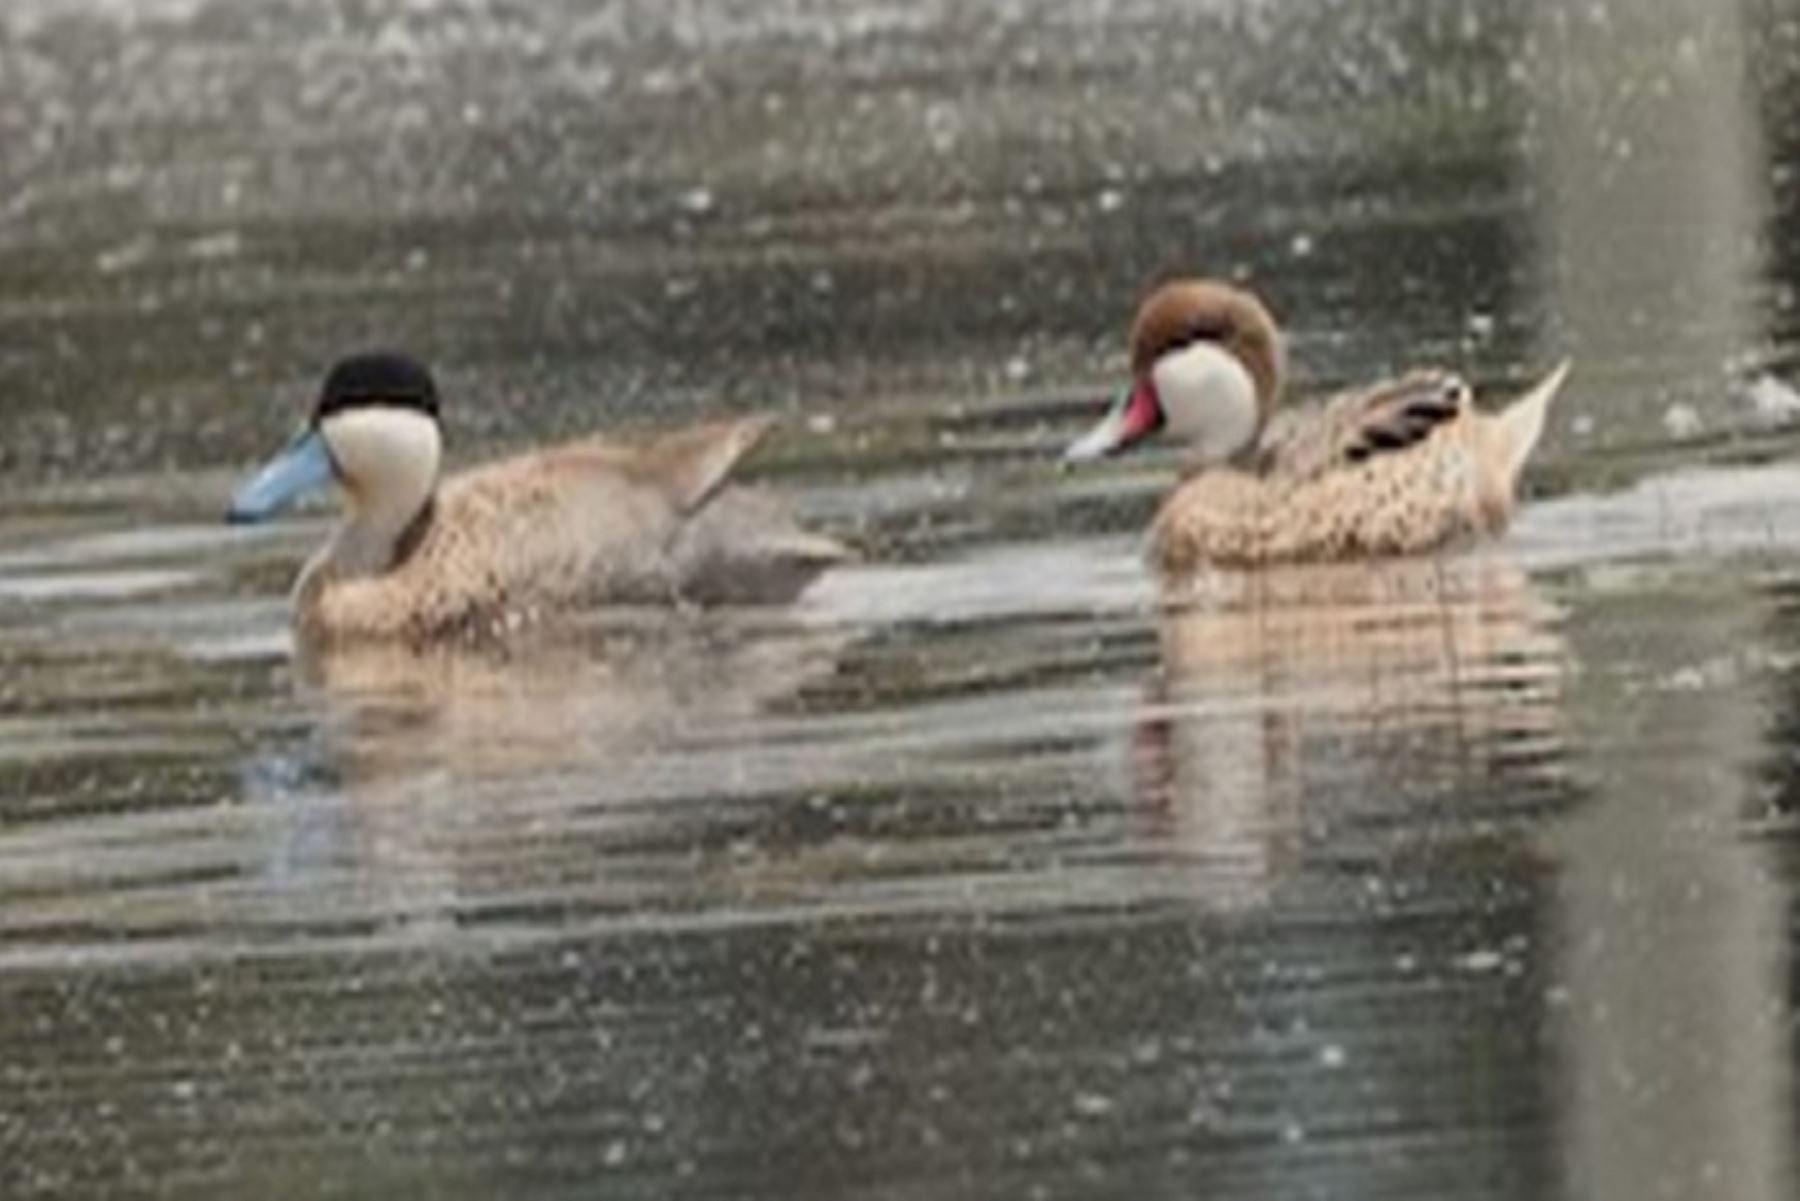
xmin=228 ymin=352 xmax=846 ymax=641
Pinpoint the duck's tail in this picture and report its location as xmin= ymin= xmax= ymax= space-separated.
xmin=670 ymin=485 xmax=854 ymax=605
xmin=1487 ymin=359 xmax=1572 ymax=488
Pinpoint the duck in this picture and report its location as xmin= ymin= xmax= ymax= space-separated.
xmin=1064 ymin=278 xmax=1571 ymax=573
xmin=227 ymin=352 xmax=848 ymax=642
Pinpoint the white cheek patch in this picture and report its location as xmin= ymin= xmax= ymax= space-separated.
xmin=1151 ymin=342 xmax=1259 ymax=464
xmin=320 ymin=407 xmax=442 ymax=514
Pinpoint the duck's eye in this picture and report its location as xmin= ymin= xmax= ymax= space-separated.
xmin=1182 ymin=320 xmax=1231 ymax=345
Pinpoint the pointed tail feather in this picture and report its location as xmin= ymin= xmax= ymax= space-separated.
xmin=636 ymin=415 xmax=778 ymax=514
xmin=1490 ymin=359 xmax=1571 ymax=486
xmin=670 ymin=485 xmax=853 ymax=604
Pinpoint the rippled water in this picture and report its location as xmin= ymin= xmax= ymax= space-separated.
xmin=5 ymin=1 xmax=1800 ymax=1198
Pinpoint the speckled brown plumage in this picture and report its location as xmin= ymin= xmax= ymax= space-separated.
xmin=1158 ymin=402 xmax=1473 ymax=570
xmin=295 ymin=417 xmax=846 ymax=643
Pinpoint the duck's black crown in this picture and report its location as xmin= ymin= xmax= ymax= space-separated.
xmin=315 ymin=352 xmax=441 ymax=423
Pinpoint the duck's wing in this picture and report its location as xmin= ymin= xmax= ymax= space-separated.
xmin=1255 ymin=370 xmax=1471 ymax=479
xmin=579 ymin=415 xmax=777 ymax=513
xmin=429 ymin=416 xmax=842 ymax=611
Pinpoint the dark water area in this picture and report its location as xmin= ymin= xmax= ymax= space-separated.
xmin=4 ymin=1 xmax=1800 ymax=1198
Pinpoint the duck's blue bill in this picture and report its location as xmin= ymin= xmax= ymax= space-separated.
xmin=227 ymin=428 xmax=335 ymax=523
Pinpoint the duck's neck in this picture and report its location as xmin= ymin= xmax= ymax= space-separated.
xmin=328 ymin=486 xmax=436 ymax=578
xmin=314 ymin=407 xmax=442 ymax=579
xmin=1153 ymin=341 xmax=1265 ymax=465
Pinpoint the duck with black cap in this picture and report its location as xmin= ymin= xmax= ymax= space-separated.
xmin=228 ymin=352 xmax=847 ymax=643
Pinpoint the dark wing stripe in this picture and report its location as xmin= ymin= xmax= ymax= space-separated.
xmin=1260 ymin=372 xmax=1469 ymax=478
xmin=1342 ymin=375 xmax=1467 ymax=465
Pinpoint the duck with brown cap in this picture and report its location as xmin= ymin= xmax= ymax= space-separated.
xmin=228 ymin=353 xmax=848 ymax=643
xmin=1065 ymin=278 xmax=1570 ymax=573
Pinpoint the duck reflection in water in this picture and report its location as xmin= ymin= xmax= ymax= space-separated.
xmin=244 ymin=609 xmax=850 ymax=935
xmin=296 ymin=610 xmax=843 ymax=777
xmin=1129 ymin=553 xmax=1570 ymax=912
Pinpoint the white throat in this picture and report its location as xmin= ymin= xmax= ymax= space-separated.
xmin=319 ymin=407 xmax=441 ymax=575
xmin=1151 ymin=342 xmax=1260 ymax=464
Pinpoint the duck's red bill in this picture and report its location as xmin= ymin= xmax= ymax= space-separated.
xmin=1063 ymin=379 xmax=1164 ymax=461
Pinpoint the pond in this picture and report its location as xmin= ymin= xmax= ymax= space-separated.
xmin=3 ymin=1 xmax=1799 ymax=1198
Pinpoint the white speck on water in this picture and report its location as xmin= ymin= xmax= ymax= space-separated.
xmin=1665 ymin=666 xmax=1707 ymax=692
xmin=1662 ymin=403 xmax=1702 ymax=439
xmin=603 ymin=1139 xmax=627 ymax=1166
xmin=1571 ymin=413 xmax=1596 ymax=438
xmin=1466 ymin=311 xmax=1496 ymax=339
xmin=405 ymin=247 xmax=430 ymax=272
xmin=1456 ymin=949 xmax=1505 ymax=973
xmin=1289 ymin=232 xmax=1314 ymax=258
xmin=1096 ymin=188 xmax=1126 ymax=213
xmin=95 ymin=237 xmax=154 ymax=274
xmin=1747 ymin=374 xmax=1800 ymax=427
xmin=1131 ymin=1038 xmax=1164 ymax=1066
xmin=806 ymin=413 xmax=837 ymax=435
xmin=1186 ymin=1097 xmax=1221 ymax=1128
xmin=1004 ymin=355 xmax=1031 ymax=383
xmin=677 ymin=186 xmax=715 ymax=215
xmin=105 ymin=161 xmax=143 ymax=190
xmin=1072 ymin=1091 xmax=1116 ymax=1117
xmin=925 ymin=101 xmax=962 ymax=153
xmin=1318 ymin=1044 xmax=1346 ymax=1069
xmin=186 ymin=230 xmax=241 ymax=260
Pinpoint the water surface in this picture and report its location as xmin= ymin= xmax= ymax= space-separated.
xmin=4 ymin=2 xmax=1800 ymax=1198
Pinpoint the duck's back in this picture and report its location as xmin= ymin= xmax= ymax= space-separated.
xmin=1254 ymin=371 xmax=1469 ymax=480
xmin=1153 ymin=426 xmax=1492 ymax=573
xmin=431 ymin=446 xmax=692 ymax=608
xmin=1152 ymin=366 xmax=1564 ymax=573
